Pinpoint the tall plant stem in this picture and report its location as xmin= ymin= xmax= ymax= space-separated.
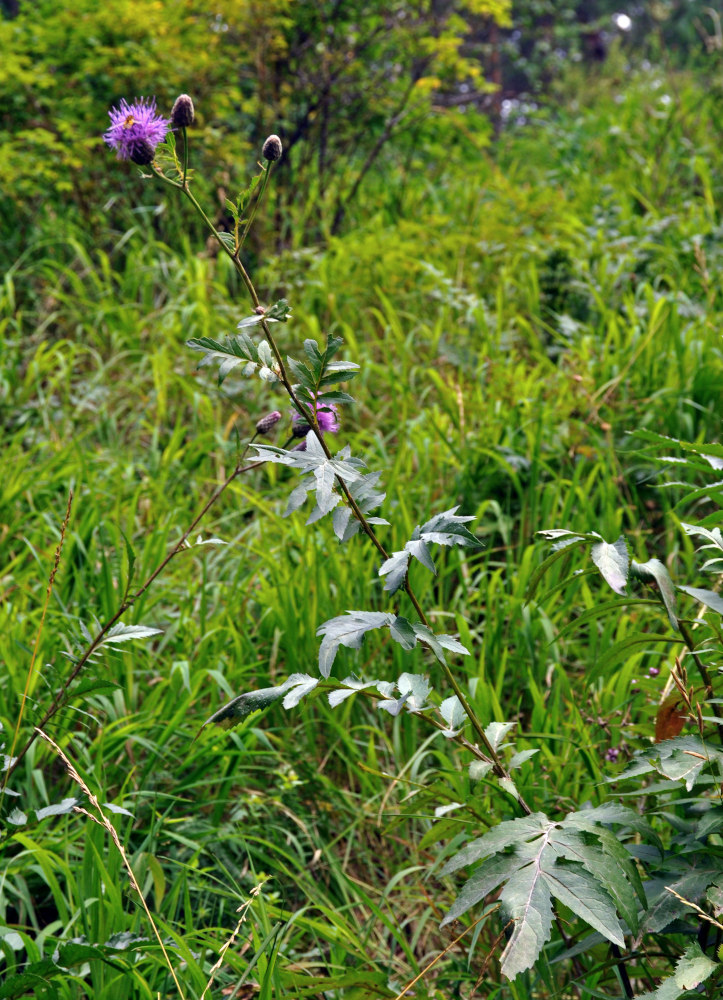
xmin=678 ymin=619 xmax=723 ymax=744
xmin=172 ymin=165 xmax=528 ymax=810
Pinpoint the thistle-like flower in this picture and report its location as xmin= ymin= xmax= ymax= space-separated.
xmin=292 ymin=398 xmax=339 ymax=434
xmin=104 ymin=97 xmax=170 ymax=162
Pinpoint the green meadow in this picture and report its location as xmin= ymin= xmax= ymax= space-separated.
xmin=3 ymin=49 xmax=723 ymax=999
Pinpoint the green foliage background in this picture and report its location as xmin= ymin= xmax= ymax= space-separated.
xmin=2 ymin=0 xmax=723 ymax=997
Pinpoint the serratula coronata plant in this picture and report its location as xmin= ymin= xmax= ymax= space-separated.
xmin=10 ymin=90 xmax=722 ymax=997
xmin=91 ymin=93 xmax=662 ymax=989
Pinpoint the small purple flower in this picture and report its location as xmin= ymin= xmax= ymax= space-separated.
xmin=104 ymin=97 xmax=170 ymax=162
xmin=648 ymin=666 xmax=660 ymax=677
xmin=605 ymin=748 xmax=619 ymax=763
xmin=292 ymin=397 xmax=339 ymax=434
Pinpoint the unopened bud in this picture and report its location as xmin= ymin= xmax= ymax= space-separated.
xmin=256 ymin=410 xmax=282 ymax=435
xmin=292 ymin=422 xmax=311 ymax=438
xmin=262 ymin=134 xmax=283 ymax=161
xmin=171 ymin=94 xmax=195 ymax=128
xmin=130 ymin=139 xmax=156 ymax=166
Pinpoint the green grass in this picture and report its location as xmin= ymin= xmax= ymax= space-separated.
xmin=2 ymin=68 xmax=723 ymax=997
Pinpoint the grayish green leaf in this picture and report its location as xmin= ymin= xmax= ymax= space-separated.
xmin=635 ymin=942 xmax=719 ymax=999
xmin=282 ymin=676 xmax=319 ymax=708
xmin=439 ymin=694 xmax=466 ymax=734
xmin=677 ymin=585 xmax=723 ymax=616
xmin=36 ymin=798 xmax=79 ymax=820
xmin=509 ymin=748 xmax=540 ymax=769
xmin=379 ymin=550 xmax=410 ymax=593
xmin=591 ymin=536 xmax=629 ymax=595
xmin=102 ymin=622 xmax=162 ymax=644
xmin=631 ymin=558 xmax=678 ymax=629
xmin=485 ymin=721 xmax=516 ymax=751
xmin=398 ymin=672 xmax=430 ymax=710
xmin=316 ymin=611 xmax=395 ymax=678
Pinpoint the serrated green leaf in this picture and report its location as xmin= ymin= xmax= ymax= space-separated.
xmin=499 ymin=855 xmax=555 ymax=980
xmin=397 ymin=672 xmax=430 ymax=710
xmin=441 ymin=814 xmax=549 ymax=875
xmin=316 ymin=611 xmax=395 ymax=678
xmin=591 ymin=536 xmax=629 ymax=595
xmin=36 ymin=798 xmax=79 ymax=820
xmin=217 ymin=231 xmax=236 ymax=252
xmin=485 ymin=721 xmax=516 ymax=751
xmin=677 ymin=585 xmax=723 ymax=616
xmin=287 ymin=356 xmax=317 ymax=390
xmin=635 ymin=941 xmax=719 ymax=998
xmin=379 ymin=549 xmax=410 ymax=593
xmin=439 ymin=694 xmax=467 ymax=734
xmin=542 ymin=861 xmax=624 ymax=946
xmin=389 ymin=616 xmax=416 ymax=650
xmin=101 ymin=622 xmax=162 ymax=644
xmin=202 ymin=677 xmax=303 ymax=731
xmin=631 ymin=558 xmax=678 ymax=629
xmin=643 ymin=868 xmax=721 ymax=933
xmin=441 ymin=852 xmax=515 ymax=926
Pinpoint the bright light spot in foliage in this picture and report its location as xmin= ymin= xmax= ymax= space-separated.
xmin=613 ymin=12 xmax=632 ymax=31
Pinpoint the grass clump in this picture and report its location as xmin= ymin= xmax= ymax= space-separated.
xmin=2 ymin=67 xmax=723 ymax=998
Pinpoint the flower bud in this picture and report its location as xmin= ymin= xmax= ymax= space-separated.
xmin=171 ymin=94 xmax=195 ymax=128
xmin=256 ymin=410 xmax=282 ymax=435
xmin=129 ymin=139 xmax=156 ymax=166
xmin=262 ymin=134 xmax=283 ymax=162
xmin=292 ymin=422 xmax=311 ymax=438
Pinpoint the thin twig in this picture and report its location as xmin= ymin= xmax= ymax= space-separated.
xmin=36 ymin=729 xmax=188 ymax=1000
xmin=8 ymin=457 xmax=263 ymax=780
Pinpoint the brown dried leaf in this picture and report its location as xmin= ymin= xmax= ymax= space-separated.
xmin=655 ymin=691 xmax=688 ymax=743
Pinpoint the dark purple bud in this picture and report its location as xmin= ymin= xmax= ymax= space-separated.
xmin=262 ymin=134 xmax=283 ymax=161
xmin=129 ymin=139 xmax=156 ymax=166
xmin=292 ymin=422 xmax=311 ymax=438
xmin=256 ymin=410 xmax=282 ymax=435
xmin=171 ymin=94 xmax=195 ymax=128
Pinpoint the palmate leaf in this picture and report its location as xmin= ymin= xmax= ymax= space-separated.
xmin=441 ymin=812 xmax=631 ymax=980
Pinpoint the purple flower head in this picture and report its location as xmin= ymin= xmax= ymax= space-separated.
xmin=104 ymin=97 xmax=170 ymax=162
xmin=292 ymin=397 xmax=339 ymax=434
xmin=605 ymin=747 xmax=619 ymax=763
